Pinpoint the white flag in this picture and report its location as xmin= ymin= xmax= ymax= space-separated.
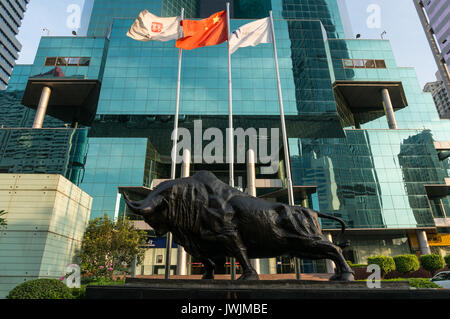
xmin=127 ymin=10 xmax=181 ymax=42
xmin=229 ymin=17 xmax=272 ymax=54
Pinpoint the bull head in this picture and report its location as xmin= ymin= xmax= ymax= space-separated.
xmin=123 ymin=192 xmax=170 ymax=237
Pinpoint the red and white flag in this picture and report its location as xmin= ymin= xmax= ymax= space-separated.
xmin=127 ymin=10 xmax=181 ymax=42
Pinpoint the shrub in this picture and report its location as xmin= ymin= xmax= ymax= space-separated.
xmin=419 ymin=254 xmax=445 ymax=276
xmin=347 ymin=260 xmax=368 ymax=268
xmin=444 ymin=255 xmax=450 ymax=269
xmin=379 ymin=278 xmax=441 ymax=288
xmin=70 ymin=277 xmax=126 ymax=299
xmin=384 ymin=267 xmax=433 ymax=279
xmin=7 ymin=279 xmax=74 ymax=299
xmin=367 ymin=256 xmax=396 ymax=277
xmin=70 ymin=287 xmax=86 ymax=299
xmin=393 ymin=254 xmax=420 ymax=274
xmin=408 ymin=278 xmax=441 ymax=289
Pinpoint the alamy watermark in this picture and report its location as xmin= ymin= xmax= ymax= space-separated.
xmin=61 ymin=264 xmax=81 ymax=288
xmin=366 ymin=264 xmax=382 ymax=289
xmin=66 ymin=4 xmax=82 ymax=31
xmin=171 ymin=120 xmax=280 ymax=174
xmin=366 ymin=4 xmax=382 ymax=29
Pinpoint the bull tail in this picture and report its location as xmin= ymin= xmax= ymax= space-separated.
xmin=316 ymin=212 xmax=350 ymax=249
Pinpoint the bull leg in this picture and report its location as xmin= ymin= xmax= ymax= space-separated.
xmin=222 ymin=233 xmax=258 ymax=280
xmin=294 ymin=240 xmax=354 ymax=281
xmin=199 ymin=257 xmax=216 ymax=280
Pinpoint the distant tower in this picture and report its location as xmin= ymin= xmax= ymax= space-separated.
xmin=0 ymin=0 xmax=30 ymax=90
xmin=414 ymin=0 xmax=450 ymax=113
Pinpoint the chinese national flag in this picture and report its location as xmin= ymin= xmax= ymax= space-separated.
xmin=176 ymin=11 xmax=228 ymax=50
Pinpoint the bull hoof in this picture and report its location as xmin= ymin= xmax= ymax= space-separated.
xmin=238 ymin=272 xmax=259 ymax=281
xmin=329 ymin=272 xmax=355 ymax=282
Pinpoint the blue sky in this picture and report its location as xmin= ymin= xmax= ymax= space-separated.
xmin=16 ymin=0 xmax=437 ymax=87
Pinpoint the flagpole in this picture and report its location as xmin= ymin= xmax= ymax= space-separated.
xmin=269 ymin=11 xmax=301 ymax=279
xmin=165 ymin=7 xmax=185 ymax=280
xmin=226 ymin=2 xmax=237 ymax=281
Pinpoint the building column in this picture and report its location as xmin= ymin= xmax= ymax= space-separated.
xmin=32 ymin=86 xmax=52 ymax=129
xmin=269 ymin=258 xmax=277 ymax=275
xmin=416 ymin=230 xmax=431 ymax=255
xmin=324 ymin=233 xmax=336 ymax=274
xmin=130 ymin=255 xmax=137 ymax=278
xmin=176 ymin=149 xmax=191 ymax=276
xmin=381 ymin=88 xmax=398 ymax=129
xmin=247 ymin=149 xmax=261 ymax=274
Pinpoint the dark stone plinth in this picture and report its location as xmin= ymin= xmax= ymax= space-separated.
xmin=85 ymin=278 xmax=450 ymax=300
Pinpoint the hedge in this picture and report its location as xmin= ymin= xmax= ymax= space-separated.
xmin=7 ymin=279 xmax=74 ymax=299
xmin=419 ymin=254 xmax=445 ymax=275
xmin=393 ymin=254 xmax=420 ymax=274
xmin=367 ymin=256 xmax=396 ymax=276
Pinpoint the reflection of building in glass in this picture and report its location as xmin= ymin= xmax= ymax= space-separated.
xmin=292 ymin=131 xmax=384 ymax=230
xmin=424 ymin=72 xmax=450 ymax=119
xmin=0 ymin=0 xmax=30 ymax=90
xmin=398 ymin=130 xmax=449 ymax=225
xmin=2 ymin=0 xmax=450 ymax=274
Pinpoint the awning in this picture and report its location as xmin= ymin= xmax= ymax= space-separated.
xmin=333 ymin=81 xmax=408 ymax=113
xmin=424 ymin=184 xmax=450 ymax=198
xmin=22 ymin=77 xmax=101 ymax=126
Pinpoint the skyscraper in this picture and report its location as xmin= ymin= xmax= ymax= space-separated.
xmin=0 ymin=0 xmax=30 ymax=90
xmin=1 ymin=0 xmax=450 ymax=276
xmin=414 ymin=0 xmax=450 ymax=117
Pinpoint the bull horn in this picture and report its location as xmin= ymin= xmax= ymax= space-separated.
xmin=122 ymin=193 xmax=142 ymax=213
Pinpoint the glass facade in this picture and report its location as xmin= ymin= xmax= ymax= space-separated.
xmin=2 ymin=0 xmax=450 ymax=267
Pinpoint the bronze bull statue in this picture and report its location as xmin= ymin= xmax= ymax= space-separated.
xmin=124 ymin=171 xmax=354 ymax=281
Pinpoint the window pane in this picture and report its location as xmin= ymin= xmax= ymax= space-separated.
xmin=375 ymin=60 xmax=386 ymax=68
xmin=68 ymin=57 xmax=80 ymax=66
xmin=353 ymin=59 xmax=364 ymax=68
xmin=430 ymin=198 xmax=445 ymax=218
xmin=342 ymin=59 xmax=353 ymax=68
xmin=56 ymin=57 xmax=68 ymax=66
xmin=79 ymin=57 xmax=91 ymax=66
xmin=44 ymin=57 xmax=57 ymax=66
xmin=365 ymin=60 xmax=376 ymax=68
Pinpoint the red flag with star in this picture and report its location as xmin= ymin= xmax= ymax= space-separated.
xmin=176 ymin=11 xmax=228 ymax=50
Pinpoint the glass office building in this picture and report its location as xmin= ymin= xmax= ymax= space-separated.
xmin=1 ymin=0 xmax=450 ymax=273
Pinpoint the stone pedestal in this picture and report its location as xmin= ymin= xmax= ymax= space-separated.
xmin=83 ymin=278 xmax=450 ymax=300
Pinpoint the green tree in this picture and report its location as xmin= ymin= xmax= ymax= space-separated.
xmin=78 ymin=214 xmax=147 ymax=279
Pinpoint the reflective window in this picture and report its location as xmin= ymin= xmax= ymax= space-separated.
xmin=44 ymin=57 xmax=57 ymax=66
xmin=45 ymin=57 xmax=91 ymax=67
xmin=342 ymin=59 xmax=387 ymax=69
xmin=430 ymin=198 xmax=446 ymax=218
